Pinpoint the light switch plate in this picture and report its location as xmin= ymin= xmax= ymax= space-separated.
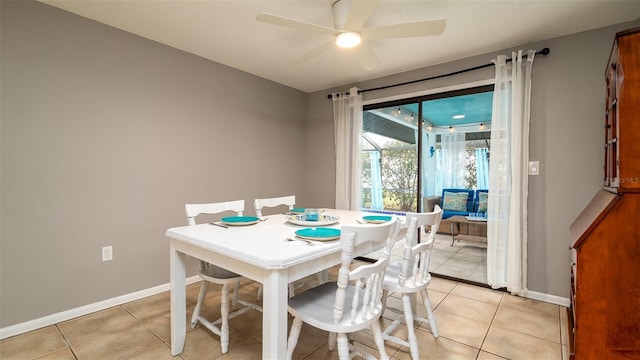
xmin=528 ymin=161 xmax=540 ymax=175
xmin=102 ymin=246 xmax=113 ymax=262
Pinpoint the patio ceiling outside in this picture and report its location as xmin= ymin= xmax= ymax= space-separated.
xmin=363 ymin=111 xmax=416 ymax=144
xmin=403 ymin=91 xmax=494 ymax=127
xmin=363 ymin=90 xmax=493 ymax=145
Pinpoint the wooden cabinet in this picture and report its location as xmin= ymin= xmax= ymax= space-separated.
xmin=603 ymin=27 xmax=640 ymax=192
xmin=568 ymin=27 xmax=640 ymax=359
xmin=568 ymin=191 xmax=640 ymax=359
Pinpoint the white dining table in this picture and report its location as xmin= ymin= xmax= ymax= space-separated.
xmin=166 ymin=209 xmax=390 ymax=359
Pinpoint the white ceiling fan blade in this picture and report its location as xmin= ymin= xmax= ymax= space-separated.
xmin=291 ymin=41 xmax=336 ymax=66
xmin=256 ymin=13 xmax=339 ymax=36
xmin=343 ymin=0 xmax=380 ymax=31
xmin=352 ymin=43 xmax=380 ymax=70
xmin=361 ymin=19 xmax=446 ymax=39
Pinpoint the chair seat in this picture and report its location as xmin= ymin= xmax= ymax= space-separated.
xmin=288 ymin=282 xmax=383 ymax=333
xmin=200 ymin=264 xmax=243 ymax=282
xmin=286 ymin=221 xmax=398 ymax=360
xmin=382 ymin=262 xmax=431 ymax=293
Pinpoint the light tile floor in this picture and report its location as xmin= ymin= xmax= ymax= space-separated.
xmin=366 ymin=232 xmax=487 ymax=285
xmin=1 ymin=267 xmax=569 ymax=360
xmin=431 ymin=233 xmax=488 ymax=285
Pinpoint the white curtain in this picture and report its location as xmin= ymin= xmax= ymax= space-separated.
xmin=370 ymin=151 xmax=383 ymax=210
xmin=434 ymin=132 xmax=466 ymax=195
xmin=475 ymin=148 xmax=489 ymax=189
xmin=487 ymin=50 xmax=535 ymax=295
xmin=333 ymin=87 xmax=363 ymax=210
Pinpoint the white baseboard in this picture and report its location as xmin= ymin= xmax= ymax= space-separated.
xmin=525 ymin=290 xmax=571 ymax=307
xmin=0 ymin=275 xmax=201 ymax=340
xmin=2 ymin=278 xmax=570 ymax=340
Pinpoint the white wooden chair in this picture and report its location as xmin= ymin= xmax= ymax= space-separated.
xmin=185 ymin=200 xmax=263 ymax=354
xmin=253 ymin=195 xmax=325 ymax=297
xmin=253 ymin=195 xmax=296 ymax=217
xmin=380 ymin=205 xmax=443 ymax=360
xmin=286 ymin=219 xmax=400 ymax=360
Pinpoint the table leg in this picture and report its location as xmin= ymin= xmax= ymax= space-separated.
xmin=262 ymin=269 xmax=289 ymax=359
xmin=170 ymin=241 xmax=187 ymax=356
xmin=450 ymin=222 xmax=456 ymax=246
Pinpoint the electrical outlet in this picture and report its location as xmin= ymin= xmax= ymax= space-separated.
xmin=102 ymin=246 xmax=113 ymax=262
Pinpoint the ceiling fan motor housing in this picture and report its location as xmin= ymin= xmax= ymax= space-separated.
xmin=331 ymin=0 xmax=351 ymax=30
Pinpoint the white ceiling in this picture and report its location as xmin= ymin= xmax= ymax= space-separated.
xmin=40 ymin=0 xmax=640 ymax=93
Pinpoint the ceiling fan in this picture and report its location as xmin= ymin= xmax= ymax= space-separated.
xmin=256 ymin=0 xmax=446 ymax=70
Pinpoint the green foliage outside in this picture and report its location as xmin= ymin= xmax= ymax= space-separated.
xmin=464 ymin=146 xmax=478 ymax=190
xmin=361 ymin=153 xmax=372 ymax=208
xmin=382 ymin=147 xmax=418 ymax=212
xmin=361 ymin=140 xmax=417 ymax=212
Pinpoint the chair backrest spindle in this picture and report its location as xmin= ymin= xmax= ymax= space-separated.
xmin=332 ymin=219 xmax=398 ymax=326
xmin=394 ymin=206 xmax=443 ymax=288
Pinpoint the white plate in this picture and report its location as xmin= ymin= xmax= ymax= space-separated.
xmin=286 ymin=214 xmax=340 ymax=227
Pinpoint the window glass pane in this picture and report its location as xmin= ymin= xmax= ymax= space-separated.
xmin=362 ymin=105 xmax=418 ymax=213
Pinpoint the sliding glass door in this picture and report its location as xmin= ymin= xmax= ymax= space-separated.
xmin=361 ymin=85 xmax=493 ymax=213
xmin=359 ymin=85 xmax=493 ymax=281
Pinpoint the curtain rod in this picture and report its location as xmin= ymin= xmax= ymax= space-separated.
xmin=327 ymin=47 xmax=550 ymax=99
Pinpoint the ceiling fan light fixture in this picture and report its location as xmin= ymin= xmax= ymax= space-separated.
xmin=336 ymin=31 xmax=361 ymax=48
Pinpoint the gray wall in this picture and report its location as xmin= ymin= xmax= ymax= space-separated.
xmin=308 ymin=19 xmax=640 ymax=298
xmin=1 ymin=1 xmax=308 ymax=327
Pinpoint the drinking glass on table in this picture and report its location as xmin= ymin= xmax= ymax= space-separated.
xmin=304 ymin=208 xmax=319 ymax=221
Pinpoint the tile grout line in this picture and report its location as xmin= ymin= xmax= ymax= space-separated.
xmin=116 ymin=304 xmax=173 ymax=360
xmin=431 ymin=283 xmax=498 ymax=356
xmin=475 ymin=292 xmax=505 ymax=359
xmin=54 ymin=323 xmax=79 ymax=360
xmin=493 ymin=301 xmax=564 ymax=345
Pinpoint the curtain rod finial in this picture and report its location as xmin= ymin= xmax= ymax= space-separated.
xmin=539 ymin=48 xmax=550 ymax=55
